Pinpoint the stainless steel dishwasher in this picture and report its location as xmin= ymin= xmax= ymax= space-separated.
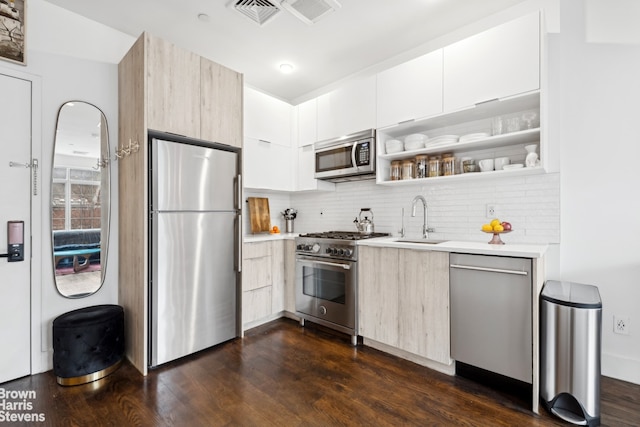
xmin=450 ymin=253 xmax=532 ymax=383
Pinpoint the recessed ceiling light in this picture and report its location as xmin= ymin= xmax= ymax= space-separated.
xmin=197 ymin=13 xmax=210 ymax=22
xmin=279 ymin=63 xmax=294 ymax=74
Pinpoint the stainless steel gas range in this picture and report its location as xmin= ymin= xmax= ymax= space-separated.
xmin=295 ymin=231 xmax=389 ymax=345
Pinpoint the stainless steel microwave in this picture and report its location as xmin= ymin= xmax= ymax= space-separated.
xmin=314 ymin=129 xmax=376 ymax=182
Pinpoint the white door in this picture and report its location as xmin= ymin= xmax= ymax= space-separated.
xmin=0 ymin=72 xmax=32 ymax=383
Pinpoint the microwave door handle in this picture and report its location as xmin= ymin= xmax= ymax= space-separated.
xmin=351 ymin=143 xmax=358 ymax=169
xmin=296 ymin=258 xmax=351 ymax=270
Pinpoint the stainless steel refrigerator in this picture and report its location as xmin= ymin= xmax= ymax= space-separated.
xmin=149 ymin=134 xmax=241 ymax=368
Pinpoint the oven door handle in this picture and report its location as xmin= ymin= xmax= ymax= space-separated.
xmin=296 ymin=258 xmax=352 ymax=270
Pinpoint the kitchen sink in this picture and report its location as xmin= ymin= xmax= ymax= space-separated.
xmin=394 ymin=238 xmax=448 ymax=244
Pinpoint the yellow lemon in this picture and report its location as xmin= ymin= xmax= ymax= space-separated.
xmin=490 ymin=218 xmax=501 ymax=228
xmin=493 ymin=224 xmax=504 ymax=232
xmin=482 ymin=224 xmax=493 ymax=232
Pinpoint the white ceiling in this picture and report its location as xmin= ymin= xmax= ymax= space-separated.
xmin=44 ymin=0 xmax=528 ymax=103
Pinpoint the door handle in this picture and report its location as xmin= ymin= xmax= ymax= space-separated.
xmin=296 ymin=258 xmax=351 ymax=270
xmin=450 ymin=264 xmax=528 ymax=276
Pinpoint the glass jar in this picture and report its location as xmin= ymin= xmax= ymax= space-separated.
xmin=415 ymin=155 xmax=428 ymax=179
xmin=442 ymin=154 xmax=456 ymax=176
xmin=428 ymin=156 xmax=441 ymax=177
xmin=390 ymin=160 xmax=402 ymax=181
xmin=401 ymin=159 xmax=415 ymax=180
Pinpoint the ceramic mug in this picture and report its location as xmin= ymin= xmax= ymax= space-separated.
xmin=478 ymin=158 xmax=494 ymax=172
xmin=494 ymin=157 xmax=510 ymax=171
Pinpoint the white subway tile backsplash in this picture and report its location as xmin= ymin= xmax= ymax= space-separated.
xmin=244 ymin=172 xmax=559 ymax=244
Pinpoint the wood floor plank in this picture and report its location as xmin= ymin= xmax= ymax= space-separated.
xmin=2 ymin=318 xmax=638 ymax=426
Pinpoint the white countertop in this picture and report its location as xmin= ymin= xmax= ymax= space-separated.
xmin=357 ymin=236 xmax=548 ymax=258
xmin=244 ymin=233 xmax=298 ymax=243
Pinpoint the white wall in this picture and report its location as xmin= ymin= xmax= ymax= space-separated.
xmin=0 ymin=0 xmax=131 ymax=374
xmin=551 ymin=0 xmax=640 ymax=384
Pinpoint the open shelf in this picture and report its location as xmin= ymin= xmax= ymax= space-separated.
xmin=376 ymin=165 xmax=544 ymax=186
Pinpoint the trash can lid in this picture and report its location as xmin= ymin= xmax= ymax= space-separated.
xmin=541 ymin=280 xmax=602 ymax=308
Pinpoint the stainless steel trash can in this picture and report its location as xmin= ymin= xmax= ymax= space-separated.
xmin=540 ymin=280 xmax=602 ymax=426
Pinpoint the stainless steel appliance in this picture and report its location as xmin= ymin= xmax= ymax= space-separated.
xmin=314 ymin=129 xmax=376 ymax=182
xmin=450 ymin=253 xmax=532 ymax=383
xmin=295 ymin=231 xmax=388 ymax=345
xmin=149 ymin=132 xmax=241 ymax=368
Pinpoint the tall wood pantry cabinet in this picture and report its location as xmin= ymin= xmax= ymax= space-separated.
xmin=118 ymin=32 xmax=243 ymax=375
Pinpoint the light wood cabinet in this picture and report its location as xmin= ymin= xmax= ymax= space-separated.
xmin=242 ymin=240 xmax=287 ymax=329
xmin=201 ymin=58 xmax=243 ymax=148
xmin=376 ymin=49 xmax=444 ymax=129
xmin=118 ymin=32 xmax=243 ymax=374
xmin=359 ymin=246 xmax=450 ymax=364
xmin=398 ymin=250 xmax=450 ymax=364
xmin=283 ymin=240 xmax=297 ymax=313
xmin=358 ymin=246 xmax=400 ymax=347
xmin=443 ymin=12 xmax=540 ymax=112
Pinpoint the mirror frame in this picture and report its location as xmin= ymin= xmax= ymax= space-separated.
xmin=51 ymin=101 xmax=110 ymax=298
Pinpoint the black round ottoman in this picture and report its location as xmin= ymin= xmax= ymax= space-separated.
xmin=53 ymin=304 xmax=124 ymax=386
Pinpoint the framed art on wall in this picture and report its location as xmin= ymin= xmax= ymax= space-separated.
xmin=0 ymin=0 xmax=25 ymax=65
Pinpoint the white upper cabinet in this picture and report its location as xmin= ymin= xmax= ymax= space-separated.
xmin=317 ymin=75 xmax=376 ymax=141
xmin=243 ymin=137 xmax=294 ymax=191
xmin=443 ymin=12 xmax=540 ymax=112
xmin=376 ymin=49 xmax=444 ymax=129
xmin=244 ymin=87 xmax=292 ymax=146
xmin=297 ymin=98 xmax=317 ymax=147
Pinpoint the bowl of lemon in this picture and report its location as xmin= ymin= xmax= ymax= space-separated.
xmin=481 ymin=218 xmax=512 ymax=245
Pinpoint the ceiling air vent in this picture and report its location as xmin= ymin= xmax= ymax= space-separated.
xmin=233 ymin=0 xmax=281 ymax=26
xmin=279 ymin=0 xmax=341 ymax=24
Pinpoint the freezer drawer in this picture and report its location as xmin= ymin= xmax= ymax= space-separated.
xmin=450 ymin=253 xmax=532 ymax=383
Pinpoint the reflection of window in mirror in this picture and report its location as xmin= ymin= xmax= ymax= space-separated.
xmin=52 ymin=101 xmax=110 ymax=298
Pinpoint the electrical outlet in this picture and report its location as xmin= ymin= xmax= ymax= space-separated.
xmin=614 ymin=315 xmax=630 ymax=335
xmin=486 ymin=204 xmax=497 ymax=218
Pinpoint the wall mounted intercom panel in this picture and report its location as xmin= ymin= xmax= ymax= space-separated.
xmin=7 ymin=220 xmax=24 ymax=262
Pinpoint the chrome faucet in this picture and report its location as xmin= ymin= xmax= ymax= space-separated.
xmin=411 ymin=195 xmax=431 ymax=239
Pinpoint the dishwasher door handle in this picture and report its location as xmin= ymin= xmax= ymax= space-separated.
xmin=450 ymin=264 xmax=528 ymax=276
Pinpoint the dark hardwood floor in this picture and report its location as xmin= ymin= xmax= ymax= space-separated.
xmin=3 ymin=318 xmax=639 ymax=426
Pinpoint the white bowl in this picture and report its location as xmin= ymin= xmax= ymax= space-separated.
xmin=385 ymin=139 xmax=404 ymax=154
xmin=405 ymin=133 xmax=428 ymax=144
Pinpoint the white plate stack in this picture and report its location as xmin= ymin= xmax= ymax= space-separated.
xmin=427 ymin=135 xmax=459 ymax=147
xmin=459 ymin=132 xmax=490 ymax=143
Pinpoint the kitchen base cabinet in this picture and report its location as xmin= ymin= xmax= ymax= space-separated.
xmin=358 ymin=247 xmax=452 ymax=370
xmin=398 ymin=250 xmax=450 ymax=365
xmin=242 ymin=240 xmax=288 ymax=330
xmin=358 ymin=247 xmax=400 ymax=348
xmin=283 ymin=240 xmax=296 ymax=313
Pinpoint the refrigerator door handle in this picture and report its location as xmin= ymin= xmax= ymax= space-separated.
xmin=236 ymin=174 xmax=242 ymax=211
xmin=236 ymin=214 xmax=242 ymax=273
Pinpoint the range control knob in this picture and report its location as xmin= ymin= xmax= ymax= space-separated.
xmin=325 ymin=247 xmax=332 ymax=254
xmin=297 ymin=244 xmax=304 ymax=250
xmin=319 ymin=305 xmax=327 ymax=315
xmin=312 ymin=243 xmax=321 ymax=253
xmin=344 ymin=248 xmax=353 ymax=257
xmin=337 ymin=248 xmax=345 ymax=256
xmin=304 ymin=244 xmax=313 ymax=251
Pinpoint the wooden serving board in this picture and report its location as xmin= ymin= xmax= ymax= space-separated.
xmin=247 ymin=197 xmax=271 ymax=234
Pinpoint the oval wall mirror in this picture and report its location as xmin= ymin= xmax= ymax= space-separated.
xmin=51 ymin=101 xmax=110 ymax=298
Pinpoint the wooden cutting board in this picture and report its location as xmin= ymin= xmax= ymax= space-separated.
xmin=247 ymin=197 xmax=271 ymax=234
